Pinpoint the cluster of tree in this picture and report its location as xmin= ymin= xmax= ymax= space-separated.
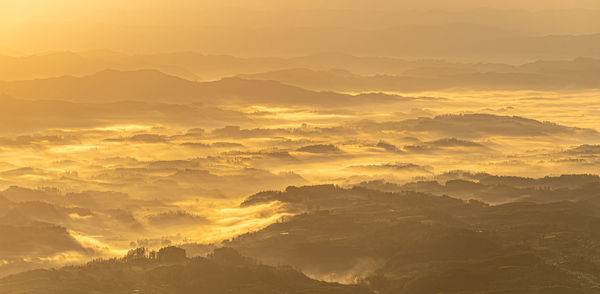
xmin=229 ymin=184 xmax=600 ymax=293
xmin=0 ymin=247 xmax=367 ymax=294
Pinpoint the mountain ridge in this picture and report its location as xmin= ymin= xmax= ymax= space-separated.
xmin=0 ymin=69 xmax=401 ymax=107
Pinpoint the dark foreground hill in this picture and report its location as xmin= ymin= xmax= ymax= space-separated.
xmin=3 ymin=182 xmax=600 ymax=293
xmin=0 ymin=246 xmax=367 ymax=294
xmin=230 ymin=185 xmax=600 ymax=293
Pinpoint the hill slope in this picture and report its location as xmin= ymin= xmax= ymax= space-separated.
xmin=0 ymin=247 xmax=367 ymax=294
xmin=228 ymin=185 xmax=600 ymax=293
xmin=0 ymin=70 xmax=400 ymax=106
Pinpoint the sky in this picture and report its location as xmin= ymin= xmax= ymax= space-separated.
xmin=3 ymin=0 xmax=600 ymax=30
xmin=1 ymin=0 xmax=600 ymax=55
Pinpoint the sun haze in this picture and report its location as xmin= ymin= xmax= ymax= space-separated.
xmin=1 ymin=1 xmax=600 ymax=293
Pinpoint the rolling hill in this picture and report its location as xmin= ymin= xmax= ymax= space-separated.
xmin=0 ymin=69 xmax=400 ymax=106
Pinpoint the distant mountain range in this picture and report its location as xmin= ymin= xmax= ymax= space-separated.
xmin=0 ymin=69 xmax=400 ymax=106
xmin=2 ymin=52 xmax=599 ymax=92
xmin=238 ymin=58 xmax=600 ymax=91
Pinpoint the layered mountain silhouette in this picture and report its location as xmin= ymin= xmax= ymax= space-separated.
xmin=359 ymin=173 xmax=600 ymax=204
xmin=3 ymin=52 xmax=600 ymax=92
xmin=0 ymin=69 xmax=400 ymax=106
xmin=238 ymin=58 xmax=600 ymax=92
xmin=358 ymin=113 xmax=598 ymax=138
xmin=0 ymin=95 xmax=250 ymax=133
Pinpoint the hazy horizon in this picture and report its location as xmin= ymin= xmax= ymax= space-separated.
xmin=3 ymin=1 xmax=600 ymax=58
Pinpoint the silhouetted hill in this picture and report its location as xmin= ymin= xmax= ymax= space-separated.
xmin=364 ymin=113 xmax=598 ymax=138
xmin=0 ymin=247 xmax=368 ymax=294
xmin=0 ymin=95 xmax=251 ymax=133
xmin=0 ymin=70 xmax=401 ymax=106
xmin=231 ymin=185 xmax=600 ymax=292
xmin=0 ymin=51 xmax=519 ymax=82
xmin=0 ymin=51 xmax=201 ymax=81
xmin=5 ymin=52 xmax=600 ymax=92
xmin=186 ymin=113 xmax=597 ymax=142
xmin=0 ymin=69 xmax=198 ymax=103
xmin=238 ymin=57 xmax=600 ymax=92
xmin=0 ymin=222 xmax=85 ymax=258
xmin=358 ymin=174 xmax=600 ymax=204
xmin=565 ymin=144 xmax=600 ymax=155
xmin=4 ymin=52 xmax=600 ymax=93
xmin=296 ymin=144 xmax=342 ymax=154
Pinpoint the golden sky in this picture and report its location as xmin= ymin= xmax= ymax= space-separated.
xmin=3 ymin=0 xmax=600 ymax=26
xmin=1 ymin=0 xmax=600 ymax=55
